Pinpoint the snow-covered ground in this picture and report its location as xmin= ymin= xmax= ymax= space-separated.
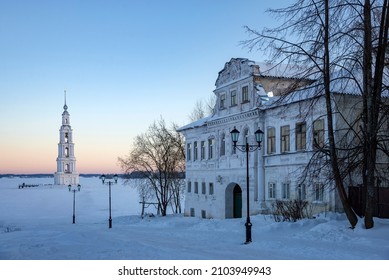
xmin=0 ymin=176 xmax=388 ymax=260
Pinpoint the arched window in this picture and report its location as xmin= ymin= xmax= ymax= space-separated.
xmin=297 ymin=184 xmax=306 ymax=200
xmin=65 ymin=147 xmax=69 ymax=157
xmin=220 ymin=133 xmax=226 ymax=156
xmin=208 ymin=138 xmax=215 ymax=159
xmin=244 ymin=128 xmax=249 ymax=143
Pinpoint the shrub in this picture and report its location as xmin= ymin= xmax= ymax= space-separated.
xmin=271 ymin=199 xmax=312 ymax=222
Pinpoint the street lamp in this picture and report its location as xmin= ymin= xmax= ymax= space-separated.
xmin=68 ymin=184 xmax=81 ymax=224
xmin=230 ymin=126 xmax=264 ymax=244
xmin=100 ymin=174 xmax=118 ymax=228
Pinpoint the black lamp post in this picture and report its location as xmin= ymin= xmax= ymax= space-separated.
xmin=68 ymin=184 xmax=81 ymax=224
xmin=230 ymin=126 xmax=264 ymax=244
xmin=100 ymin=174 xmax=118 ymax=228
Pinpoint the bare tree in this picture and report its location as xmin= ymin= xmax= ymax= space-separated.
xmin=118 ymin=118 xmax=185 ymax=216
xmin=188 ymin=94 xmax=216 ymax=122
xmin=243 ymin=0 xmax=389 ymax=228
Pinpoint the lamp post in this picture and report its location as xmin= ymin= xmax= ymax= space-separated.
xmin=68 ymin=184 xmax=81 ymax=224
xmin=100 ymin=174 xmax=118 ymax=228
xmin=230 ymin=127 xmax=264 ymax=244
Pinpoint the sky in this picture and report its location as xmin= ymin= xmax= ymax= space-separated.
xmin=0 ymin=0 xmax=290 ymax=174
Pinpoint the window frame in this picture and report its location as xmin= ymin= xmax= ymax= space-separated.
xmin=220 ymin=94 xmax=226 ymax=109
xmin=267 ymin=127 xmax=276 ymax=154
xmin=296 ymin=184 xmax=306 ymax=200
xmin=282 ymin=182 xmax=290 ymax=199
xmin=281 ymin=125 xmax=290 ymax=153
xmin=268 ymin=182 xmax=276 ymax=199
xmin=314 ymin=183 xmax=324 ymax=201
xmin=208 ymin=138 xmax=215 ymax=159
xmin=209 ymin=182 xmax=214 ymax=195
xmin=193 ymin=141 xmax=198 ymax=161
xmin=313 ymin=119 xmax=325 ymax=149
xmin=220 ymin=134 xmax=226 ymax=156
xmin=296 ymin=122 xmax=307 ymax=151
xmin=242 ymin=85 xmax=249 ymax=103
xmin=200 ymin=141 xmax=206 ymax=160
xmin=230 ymin=90 xmax=237 ymax=106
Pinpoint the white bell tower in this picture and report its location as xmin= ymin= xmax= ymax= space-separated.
xmin=54 ymin=91 xmax=79 ymax=185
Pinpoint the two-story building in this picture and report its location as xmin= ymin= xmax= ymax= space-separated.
xmin=177 ymin=58 xmax=361 ymax=219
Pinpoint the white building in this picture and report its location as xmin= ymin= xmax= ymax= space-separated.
xmin=177 ymin=58 xmax=356 ymax=219
xmin=54 ymin=94 xmax=79 ymax=185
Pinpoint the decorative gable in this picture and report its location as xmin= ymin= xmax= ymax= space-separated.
xmin=215 ymin=58 xmax=256 ymax=88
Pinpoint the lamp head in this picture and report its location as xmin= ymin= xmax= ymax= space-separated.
xmin=230 ymin=127 xmax=240 ymax=146
xmin=254 ymin=128 xmax=264 ymax=146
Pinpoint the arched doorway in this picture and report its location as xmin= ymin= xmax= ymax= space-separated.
xmin=233 ymin=185 xmax=242 ymax=218
xmin=225 ymin=183 xmax=242 ymax=218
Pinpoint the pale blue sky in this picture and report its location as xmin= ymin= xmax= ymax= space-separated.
xmin=0 ymin=0 xmax=289 ymax=173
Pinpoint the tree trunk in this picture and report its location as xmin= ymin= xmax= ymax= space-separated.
xmin=323 ymin=0 xmax=358 ymax=228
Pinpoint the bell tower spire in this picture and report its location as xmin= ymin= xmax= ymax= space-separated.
xmin=54 ymin=92 xmax=79 ymax=185
xmin=64 ymin=90 xmax=68 ymax=111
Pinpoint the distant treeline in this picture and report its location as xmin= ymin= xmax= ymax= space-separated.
xmin=0 ymin=174 xmax=115 ymax=179
xmin=123 ymin=171 xmax=185 ymax=179
xmin=0 ymin=172 xmax=185 ymax=179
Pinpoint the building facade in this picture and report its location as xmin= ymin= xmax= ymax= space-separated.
xmin=54 ymin=94 xmax=79 ymax=185
xmin=177 ymin=58 xmax=349 ymax=219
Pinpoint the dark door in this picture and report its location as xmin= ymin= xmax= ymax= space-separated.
xmin=233 ymin=185 xmax=242 ymax=218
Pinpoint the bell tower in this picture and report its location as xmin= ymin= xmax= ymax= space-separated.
xmin=54 ymin=91 xmax=79 ymax=185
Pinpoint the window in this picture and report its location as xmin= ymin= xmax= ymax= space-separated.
xmin=230 ymin=90 xmax=237 ymax=106
xmin=268 ymin=182 xmax=276 ymax=199
xmin=194 ymin=141 xmax=198 ymax=161
xmin=201 ymin=210 xmax=206 ymax=219
xmin=282 ymin=183 xmax=290 ymax=199
xmin=231 ymin=132 xmax=237 ymax=155
xmin=220 ymin=94 xmax=226 ymax=109
xmin=194 ymin=182 xmax=199 ymax=194
xmin=281 ymin=125 xmax=290 ymax=153
xmin=313 ymin=119 xmax=325 ymax=149
xmin=297 ymin=184 xmax=306 ymax=200
xmin=186 ymin=143 xmax=192 ymax=161
xmin=65 ymin=133 xmax=69 ymax=143
xmin=314 ymin=183 xmax=324 ymax=201
xmin=242 ymin=86 xmax=249 ymax=102
xmin=190 ymin=208 xmax=195 ymax=217
xmin=296 ymin=123 xmax=306 ymax=151
xmin=209 ymin=183 xmax=214 ymax=195
xmin=65 ymin=164 xmax=69 ymax=172
xmin=208 ymin=138 xmax=215 ymax=159
xmin=267 ymin=127 xmax=276 ymax=154
xmin=220 ymin=134 xmax=226 ymax=156
xmin=187 ymin=181 xmax=192 ymax=193
xmin=201 ymin=141 xmax=206 ymax=160
xmin=65 ymin=147 xmax=69 ymax=157
xmin=202 ymin=182 xmax=206 ymax=194
xmin=244 ymin=128 xmax=249 ymax=143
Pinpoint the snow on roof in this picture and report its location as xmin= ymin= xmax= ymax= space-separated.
xmin=176 ymin=115 xmax=212 ymax=132
xmin=256 ymin=61 xmax=314 ymax=80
